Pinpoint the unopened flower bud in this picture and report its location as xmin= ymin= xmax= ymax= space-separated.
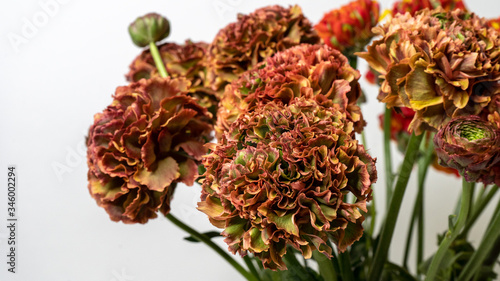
xmin=128 ymin=13 xmax=170 ymax=47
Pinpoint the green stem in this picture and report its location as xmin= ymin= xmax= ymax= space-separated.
xmin=402 ymin=139 xmax=433 ymax=271
xmin=424 ymin=178 xmax=474 ymax=281
xmin=366 ymin=192 xmax=377 ymax=264
xmin=457 ymin=200 xmax=500 ymax=281
xmin=461 ymin=185 xmax=498 ymax=238
xmin=479 ymin=230 xmax=500 ymax=274
xmin=243 ymin=255 xmax=262 ymax=281
xmin=338 ymin=251 xmax=355 ymax=281
xmin=361 ymin=131 xmax=368 ymax=149
xmin=368 ymin=132 xmax=424 ymax=281
xmin=403 ymin=191 xmax=419 ymax=269
xmin=165 ymin=214 xmax=258 ymax=281
xmin=312 ymin=251 xmax=338 ymax=281
xmin=384 ymin=107 xmax=394 ymax=209
xmin=347 ymin=54 xmax=358 ymax=69
xmin=417 ymin=138 xmax=433 ymax=273
xmin=149 ymin=41 xmax=168 ymax=78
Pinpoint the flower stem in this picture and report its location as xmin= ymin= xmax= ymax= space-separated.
xmin=460 ymin=185 xmax=498 ymax=238
xmin=361 ymin=131 xmax=368 ymax=148
xmin=424 ymin=178 xmax=474 ymax=281
xmin=338 ymin=251 xmax=355 ymax=281
xmin=312 ymin=250 xmax=338 ymax=281
xmin=402 ymin=138 xmax=433 ymax=271
xmin=368 ymin=132 xmax=424 ymax=281
xmin=384 ymin=107 xmax=394 ymax=209
xmin=475 ymin=229 xmax=500 ymax=280
xmin=165 ymin=213 xmax=259 ymax=281
xmin=457 ymin=198 xmax=500 ymax=281
xmin=347 ymin=54 xmax=358 ymax=69
xmin=149 ymin=41 xmax=168 ymax=78
xmin=243 ymin=255 xmax=261 ymax=281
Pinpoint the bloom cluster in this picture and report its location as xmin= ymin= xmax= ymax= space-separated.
xmin=84 ymin=2 xmax=500 ymax=280
xmin=87 ymin=77 xmax=213 ymax=223
xmin=358 ymin=8 xmax=500 ymax=134
xmin=216 ymin=44 xmax=365 ymax=139
xmin=200 ymin=98 xmax=376 ymax=269
xmin=205 ymin=5 xmax=321 ymax=96
xmin=365 ymin=0 xmax=468 ymax=86
xmin=360 ymin=8 xmax=500 ymax=185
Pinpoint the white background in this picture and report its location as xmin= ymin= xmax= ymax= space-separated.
xmin=1 ymin=0 xmax=500 ymax=280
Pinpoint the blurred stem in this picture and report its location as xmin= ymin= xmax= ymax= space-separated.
xmin=368 ymin=132 xmax=424 ymax=281
xmin=424 ymin=178 xmax=474 ymax=281
xmin=312 ymin=251 xmax=338 ymax=281
xmin=384 ymin=107 xmax=394 ymax=209
xmin=460 ymin=185 xmax=499 ymax=239
xmin=477 ymin=229 xmax=500 ymax=279
xmin=149 ymin=41 xmax=168 ymax=78
xmin=361 ymin=131 xmax=368 ymax=149
xmin=457 ymin=198 xmax=500 ymax=281
xmin=402 ymin=137 xmax=433 ymax=271
xmin=368 ymin=188 xmax=377 ymax=247
xmin=165 ymin=214 xmax=259 ymax=281
xmin=338 ymin=250 xmax=355 ymax=281
xmin=243 ymin=255 xmax=261 ymax=281
xmin=347 ymin=54 xmax=358 ymax=69
xmin=417 ymin=138 xmax=433 ymax=272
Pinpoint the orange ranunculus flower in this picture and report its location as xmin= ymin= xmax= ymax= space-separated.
xmin=357 ymin=9 xmax=500 ymax=134
xmin=315 ymin=0 xmax=380 ymax=55
xmin=488 ymin=16 xmax=500 ymax=31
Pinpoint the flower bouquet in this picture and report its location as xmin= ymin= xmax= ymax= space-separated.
xmin=85 ymin=1 xmax=500 ymax=280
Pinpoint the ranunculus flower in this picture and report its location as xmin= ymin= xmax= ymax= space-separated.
xmin=357 ymin=9 xmax=500 ymax=134
xmin=391 ymin=0 xmax=467 ymax=16
xmin=314 ymin=0 xmax=380 ymax=55
xmin=205 ymin=5 xmax=320 ymax=96
xmin=434 ymin=116 xmax=500 ymax=184
xmin=199 ymin=98 xmax=376 ymax=270
xmin=216 ymin=44 xmax=364 ymax=139
xmin=87 ymin=77 xmax=213 ymax=224
xmin=126 ymin=41 xmax=218 ymax=121
xmin=488 ymin=16 xmax=500 ymax=31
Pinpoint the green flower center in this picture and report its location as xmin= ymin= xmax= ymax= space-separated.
xmin=459 ymin=126 xmax=486 ymax=141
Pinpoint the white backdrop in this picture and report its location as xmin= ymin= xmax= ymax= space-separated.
xmin=1 ymin=0 xmax=500 ymax=280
